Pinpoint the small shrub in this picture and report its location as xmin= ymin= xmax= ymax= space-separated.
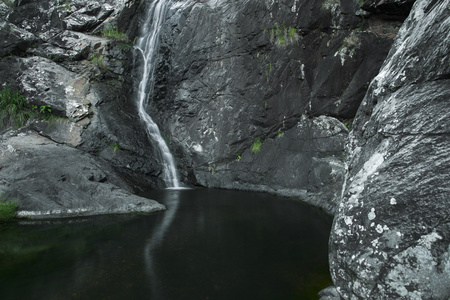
xmin=32 ymin=104 xmax=53 ymax=120
xmin=0 ymin=201 xmax=18 ymax=223
xmin=109 ymin=143 xmax=120 ymax=152
xmin=268 ymin=23 xmax=299 ymax=48
xmin=101 ymin=26 xmax=129 ymax=42
xmin=251 ymin=138 xmax=262 ymax=154
xmin=278 ymin=129 xmax=286 ymax=136
xmin=90 ymin=53 xmax=107 ymax=69
xmin=118 ymin=43 xmax=132 ymax=51
xmin=0 ymin=85 xmax=34 ymax=128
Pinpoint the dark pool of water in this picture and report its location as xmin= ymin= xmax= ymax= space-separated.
xmin=0 ymin=189 xmax=333 ymax=300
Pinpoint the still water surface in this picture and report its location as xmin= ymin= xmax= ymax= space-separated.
xmin=0 ymin=189 xmax=332 ymax=299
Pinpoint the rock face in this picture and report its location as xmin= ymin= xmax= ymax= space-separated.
xmin=0 ymin=130 xmax=165 ymax=218
xmin=1 ymin=0 xmax=401 ymax=215
xmin=149 ymin=0 xmax=398 ymax=212
xmin=329 ymin=0 xmax=450 ymax=298
xmin=0 ymin=0 xmax=167 ymax=217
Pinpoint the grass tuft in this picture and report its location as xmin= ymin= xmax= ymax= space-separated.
xmin=101 ymin=26 xmax=129 ymax=42
xmin=0 ymin=85 xmax=33 ymax=128
xmin=251 ymin=138 xmax=262 ymax=154
xmin=0 ymin=201 xmax=18 ymax=223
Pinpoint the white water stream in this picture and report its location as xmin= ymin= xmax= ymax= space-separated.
xmin=135 ymin=0 xmax=180 ymax=188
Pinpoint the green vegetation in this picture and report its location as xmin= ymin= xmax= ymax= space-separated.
xmin=278 ymin=129 xmax=286 ymax=136
xmin=31 ymin=104 xmax=53 ymax=120
xmin=0 ymin=85 xmax=33 ymax=128
xmin=101 ymin=26 xmax=129 ymax=42
xmin=0 ymin=85 xmax=59 ymax=130
xmin=0 ymin=200 xmax=18 ymax=223
xmin=118 ymin=43 xmax=132 ymax=51
xmin=268 ymin=23 xmax=299 ymax=48
xmin=1 ymin=0 xmax=14 ymax=8
xmin=251 ymin=138 xmax=263 ymax=154
xmin=342 ymin=119 xmax=353 ymax=131
xmin=109 ymin=143 xmax=120 ymax=152
xmin=236 ymin=154 xmax=241 ymax=161
xmin=89 ymin=53 xmax=107 ymax=69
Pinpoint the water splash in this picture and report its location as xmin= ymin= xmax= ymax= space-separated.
xmin=134 ymin=0 xmax=180 ymax=188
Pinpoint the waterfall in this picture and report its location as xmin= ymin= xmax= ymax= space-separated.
xmin=135 ymin=0 xmax=180 ymax=188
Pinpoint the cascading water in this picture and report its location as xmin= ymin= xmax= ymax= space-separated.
xmin=134 ymin=0 xmax=180 ymax=188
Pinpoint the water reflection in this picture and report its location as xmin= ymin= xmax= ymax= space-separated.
xmin=144 ymin=190 xmax=181 ymax=299
xmin=0 ymin=189 xmax=333 ymax=300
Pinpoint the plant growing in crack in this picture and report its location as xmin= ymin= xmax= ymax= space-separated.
xmin=251 ymin=138 xmax=263 ymax=154
xmin=109 ymin=143 xmax=120 ymax=152
xmin=268 ymin=23 xmax=299 ymax=48
xmin=89 ymin=53 xmax=108 ymax=70
xmin=101 ymin=26 xmax=129 ymax=42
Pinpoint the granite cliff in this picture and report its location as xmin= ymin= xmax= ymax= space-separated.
xmin=1 ymin=0 xmax=448 ymax=297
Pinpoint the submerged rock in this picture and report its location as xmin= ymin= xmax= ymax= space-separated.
xmin=330 ymin=0 xmax=450 ymax=298
xmin=0 ymin=131 xmax=165 ymax=219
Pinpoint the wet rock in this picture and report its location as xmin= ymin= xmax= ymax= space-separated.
xmin=146 ymin=0 xmax=394 ymax=210
xmin=193 ymin=116 xmax=347 ymax=214
xmin=319 ymin=286 xmax=341 ymax=300
xmin=0 ymin=0 xmax=163 ymax=218
xmin=0 ymin=130 xmax=165 ymax=219
xmin=330 ymin=0 xmax=450 ymax=298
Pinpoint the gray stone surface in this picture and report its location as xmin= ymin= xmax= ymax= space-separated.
xmin=0 ymin=0 xmax=402 ymax=215
xmin=329 ymin=0 xmax=450 ymax=298
xmin=0 ymin=130 xmax=165 ymax=219
xmin=193 ymin=116 xmax=348 ymax=214
xmin=147 ymin=0 xmax=397 ymax=211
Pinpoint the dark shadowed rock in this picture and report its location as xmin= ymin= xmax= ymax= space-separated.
xmin=144 ymin=0 xmax=396 ymax=211
xmin=0 ymin=130 xmax=165 ymax=218
xmin=0 ymin=22 xmax=36 ymax=57
xmin=360 ymin=0 xmax=416 ymax=16
xmin=330 ymin=0 xmax=450 ymax=298
xmin=0 ymin=0 xmax=400 ymax=216
xmin=193 ymin=116 xmax=348 ymax=214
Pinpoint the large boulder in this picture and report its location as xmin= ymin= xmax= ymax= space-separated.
xmin=0 ymin=130 xmax=165 ymax=219
xmin=329 ymin=0 xmax=450 ymax=298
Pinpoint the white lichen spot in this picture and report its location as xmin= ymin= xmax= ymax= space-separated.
xmin=65 ymin=85 xmax=75 ymax=95
xmin=418 ymin=231 xmax=442 ymax=249
xmin=7 ymin=145 xmax=16 ymax=153
xmin=390 ymin=197 xmax=397 ymax=205
xmin=376 ymin=224 xmax=384 ymax=234
xmin=344 ymin=216 xmax=353 ymax=226
xmin=368 ymin=207 xmax=376 ymax=220
xmin=300 ymin=63 xmax=305 ymax=80
xmin=192 ymin=143 xmax=204 ymax=153
xmin=372 ymin=238 xmax=379 ymax=247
